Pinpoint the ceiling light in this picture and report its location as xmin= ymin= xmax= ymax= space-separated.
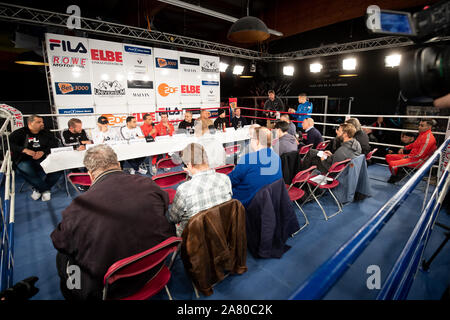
xmin=339 ymin=74 xmax=358 ymax=77
xmin=228 ymin=16 xmax=270 ymax=43
xmin=250 ymin=63 xmax=256 ymax=73
xmin=14 ymin=51 xmax=47 ymax=66
xmin=240 ymin=75 xmax=253 ymax=79
xmin=385 ymin=54 xmax=401 ymax=67
xmin=343 ymin=58 xmax=357 ymax=70
xmin=283 ymin=66 xmax=294 ymax=76
xmin=310 ymin=63 xmax=323 ymax=73
xmin=219 ymin=62 xmax=229 ymax=72
xmin=233 ymin=65 xmax=244 ymax=75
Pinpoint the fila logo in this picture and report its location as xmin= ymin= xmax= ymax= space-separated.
xmin=91 ymin=49 xmax=123 ymax=63
xmin=181 ymin=85 xmax=200 ymax=94
xmin=49 ymin=39 xmax=87 ymax=53
xmin=158 ymin=83 xmax=178 ymax=97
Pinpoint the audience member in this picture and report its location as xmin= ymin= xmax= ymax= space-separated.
xmin=90 ymin=116 xmax=120 ymax=144
xmin=301 ymin=123 xmax=361 ymax=174
xmin=51 ymin=145 xmax=175 ymax=300
xmin=231 ymin=107 xmax=248 ymax=129
xmin=120 ymin=116 xmax=147 ymax=175
xmin=288 ymin=93 xmax=313 ymax=130
xmin=273 ymin=121 xmax=298 ymax=156
xmin=228 ymin=127 xmax=282 ymax=207
xmin=385 ymin=119 xmax=436 ymax=183
xmin=61 ymin=118 xmax=92 ymax=151
xmin=345 ymin=118 xmax=371 ymax=156
xmin=371 ymin=116 xmax=387 ymax=142
xmin=167 ymin=143 xmax=232 ymax=236
xmin=155 ymin=112 xmax=175 ymax=137
xmin=214 ymin=108 xmax=229 ymax=130
xmin=387 ymin=132 xmax=417 ymax=154
xmin=280 ymin=113 xmax=297 ymax=137
xmin=9 ymin=114 xmax=62 ymax=201
xmin=140 ymin=113 xmax=156 ymax=138
xmin=301 ymin=117 xmax=323 ymax=148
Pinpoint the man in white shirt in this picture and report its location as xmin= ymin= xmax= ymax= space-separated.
xmin=90 ymin=116 xmax=121 ymax=145
xmin=120 ymin=116 xmax=148 ymax=175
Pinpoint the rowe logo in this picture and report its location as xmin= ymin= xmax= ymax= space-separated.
xmin=49 ymin=39 xmax=87 ymax=53
xmin=181 ymin=85 xmax=200 ymax=94
xmin=52 ymin=56 xmax=87 ymax=67
xmin=158 ymin=83 xmax=178 ymax=97
xmin=91 ymin=49 xmax=123 ymax=63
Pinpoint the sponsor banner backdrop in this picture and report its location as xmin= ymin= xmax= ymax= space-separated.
xmin=45 ymin=33 xmax=94 ymax=107
xmin=123 ymin=44 xmax=156 ymax=106
xmin=155 ymin=106 xmax=184 ymax=123
xmin=56 ymin=107 xmax=96 ymax=130
xmin=89 ymin=38 xmax=127 ymax=107
xmin=154 ymin=48 xmax=181 ymax=106
xmin=128 ymin=104 xmax=156 ymax=116
xmin=179 ymin=52 xmax=202 ymax=104
xmin=200 ymin=55 xmax=220 ymax=103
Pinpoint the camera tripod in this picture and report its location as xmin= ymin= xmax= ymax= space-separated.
xmin=421 ymin=223 xmax=450 ymax=272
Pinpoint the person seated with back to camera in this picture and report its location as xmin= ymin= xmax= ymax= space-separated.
xmin=228 ymin=126 xmax=283 ymax=208
xmin=90 ymin=116 xmax=121 ymax=145
xmin=214 ymin=108 xmax=229 ymax=131
xmin=300 ymin=117 xmax=323 ymax=149
xmin=61 ymin=118 xmax=92 ymax=151
xmin=51 ymin=145 xmax=175 ymax=300
xmin=279 ymin=113 xmax=297 ymax=137
xmin=272 ymin=120 xmax=298 ymax=156
xmin=300 ymin=123 xmax=361 ymax=174
xmin=120 ymin=116 xmax=148 ymax=175
xmin=167 ymin=143 xmax=232 ymax=237
xmin=231 ymin=107 xmax=248 ymax=129
xmin=344 ymin=118 xmax=371 ymax=156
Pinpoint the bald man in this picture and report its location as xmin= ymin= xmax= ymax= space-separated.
xmin=302 ymin=117 xmax=323 ymax=148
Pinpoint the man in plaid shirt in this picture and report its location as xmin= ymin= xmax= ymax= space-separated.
xmin=168 ymin=143 xmax=232 ymax=237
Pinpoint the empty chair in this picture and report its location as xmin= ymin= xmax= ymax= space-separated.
xmin=103 ymin=236 xmax=182 ymax=300
xmin=67 ymin=172 xmax=91 ymax=194
xmin=316 ymin=140 xmax=330 ymax=151
xmin=298 ymin=143 xmax=313 ymax=159
xmin=215 ymin=164 xmax=235 ymax=175
xmin=152 ymin=171 xmax=188 ymax=204
xmin=285 ymin=165 xmax=317 ymax=233
xmin=156 ymin=157 xmax=179 ymax=170
xmin=306 ymin=158 xmax=351 ymax=220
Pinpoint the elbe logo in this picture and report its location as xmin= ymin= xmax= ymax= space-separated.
xmin=158 ymin=83 xmax=178 ymax=97
xmin=49 ymin=39 xmax=87 ymax=53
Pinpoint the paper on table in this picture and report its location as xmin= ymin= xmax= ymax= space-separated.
xmin=317 ymin=151 xmax=328 ymax=159
xmin=309 ymin=174 xmax=333 ymax=185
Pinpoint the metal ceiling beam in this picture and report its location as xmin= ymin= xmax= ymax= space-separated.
xmin=157 ymin=0 xmax=284 ymax=37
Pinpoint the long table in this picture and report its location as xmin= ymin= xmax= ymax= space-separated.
xmin=40 ymin=127 xmax=251 ymax=173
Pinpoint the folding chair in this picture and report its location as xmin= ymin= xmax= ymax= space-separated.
xmin=366 ymin=148 xmax=378 ymax=161
xmin=224 ymin=144 xmax=241 ymax=156
xmin=67 ymin=172 xmax=92 ymax=194
xmin=298 ymin=143 xmax=313 ymax=159
xmin=103 ymin=236 xmax=182 ymax=300
xmin=152 ymin=171 xmax=188 ymax=204
xmin=306 ymin=158 xmax=351 ymax=220
xmin=316 ymin=140 xmax=330 ymax=151
xmin=156 ymin=157 xmax=179 ymax=170
xmin=215 ymin=164 xmax=235 ymax=175
xmin=285 ymin=165 xmax=316 ymax=233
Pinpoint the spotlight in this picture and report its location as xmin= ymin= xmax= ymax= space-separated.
xmin=283 ymin=65 xmax=294 ymax=76
xmin=219 ymin=62 xmax=229 ymax=72
xmin=250 ymin=63 xmax=256 ymax=73
xmin=233 ymin=65 xmax=244 ymax=75
xmin=310 ymin=63 xmax=323 ymax=73
xmin=343 ymin=58 xmax=357 ymax=70
xmin=385 ymin=54 xmax=401 ymax=68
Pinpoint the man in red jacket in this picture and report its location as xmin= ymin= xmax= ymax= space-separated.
xmin=386 ymin=119 xmax=437 ymax=183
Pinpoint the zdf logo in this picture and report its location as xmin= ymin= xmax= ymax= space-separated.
xmin=102 ymin=114 xmax=127 ymax=126
xmin=158 ymin=83 xmax=178 ymax=97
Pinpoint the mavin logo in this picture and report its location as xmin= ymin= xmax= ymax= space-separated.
xmin=49 ymin=39 xmax=87 ymax=53
xmin=158 ymin=83 xmax=178 ymax=97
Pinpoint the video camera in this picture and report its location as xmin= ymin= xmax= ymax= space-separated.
xmin=0 ymin=277 xmax=39 ymax=301
xmin=366 ymin=1 xmax=450 ymax=100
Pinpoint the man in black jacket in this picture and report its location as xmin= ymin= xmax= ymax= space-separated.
xmin=345 ymin=118 xmax=371 ymax=156
xmin=61 ymin=118 xmax=92 ymax=151
xmin=301 ymin=118 xmax=323 ymax=148
xmin=231 ymin=108 xmax=248 ymax=129
xmin=9 ymin=115 xmax=62 ymax=201
xmin=263 ymin=90 xmax=285 ymax=128
xmin=214 ymin=108 xmax=229 ymax=130
xmin=51 ymin=145 xmax=176 ymax=300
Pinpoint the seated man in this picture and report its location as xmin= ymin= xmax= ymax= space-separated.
xmin=301 ymin=123 xmax=361 ymax=174
xmin=195 ymin=109 xmax=214 ymax=136
xmin=345 ymin=118 xmax=371 ymax=156
xmin=155 ymin=112 xmax=175 ymax=137
xmin=301 ymin=117 xmax=323 ymax=148
xmin=385 ymin=119 xmax=437 ymax=183
xmin=177 ymin=111 xmax=195 ymax=133
xmin=168 ymin=143 xmax=232 ymax=236
xmin=280 ymin=113 xmax=297 ymax=137
xmin=228 ymin=127 xmax=283 ymax=208
xmin=231 ymin=107 xmax=248 ymax=129
xmin=120 ymin=116 xmax=148 ymax=175
xmin=90 ymin=116 xmax=120 ymax=144
xmin=140 ymin=113 xmax=156 ymax=138
xmin=51 ymin=145 xmax=175 ymax=300
xmin=273 ymin=120 xmax=298 ymax=156
xmin=61 ymin=118 xmax=92 ymax=151
xmin=214 ymin=108 xmax=229 ymax=130
xmin=387 ymin=131 xmax=417 ymax=154
xmin=9 ymin=114 xmax=62 ymax=201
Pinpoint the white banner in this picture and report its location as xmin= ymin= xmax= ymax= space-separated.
xmin=89 ymin=39 xmax=127 ymax=107
xmin=154 ymin=48 xmax=181 ymax=106
xmin=155 ymin=106 xmax=184 ymax=123
xmin=179 ymin=53 xmax=202 ymax=104
xmin=200 ymin=55 xmax=220 ymax=103
xmin=45 ymin=33 xmax=94 ymax=107
xmin=123 ymin=44 xmax=156 ymax=106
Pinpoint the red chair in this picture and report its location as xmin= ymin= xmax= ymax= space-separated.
xmin=302 ymin=133 xmax=307 ymax=140
xmin=298 ymin=143 xmax=313 ymax=159
xmin=224 ymin=144 xmax=241 ymax=156
xmin=67 ymin=172 xmax=92 ymax=194
xmin=306 ymin=158 xmax=351 ymax=220
xmin=152 ymin=171 xmax=188 ymax=204
xmin=285 ymin=165 xmax=317 ymax=234
xmin=156 ymin=157 xmax=179 ymax=170
xmin=366 ymin=148 xmax=378 ymax=161
xmin=316 ymin=140 xmax=330 ymax=151
xmin=102 ymin=236 xmax=182 ymax=300
xmin=215 ymin=164 xmax=235 ymax=175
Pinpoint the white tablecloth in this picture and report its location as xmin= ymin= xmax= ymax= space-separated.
xmin=40 ymin=128 xmax=250 ymax=173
